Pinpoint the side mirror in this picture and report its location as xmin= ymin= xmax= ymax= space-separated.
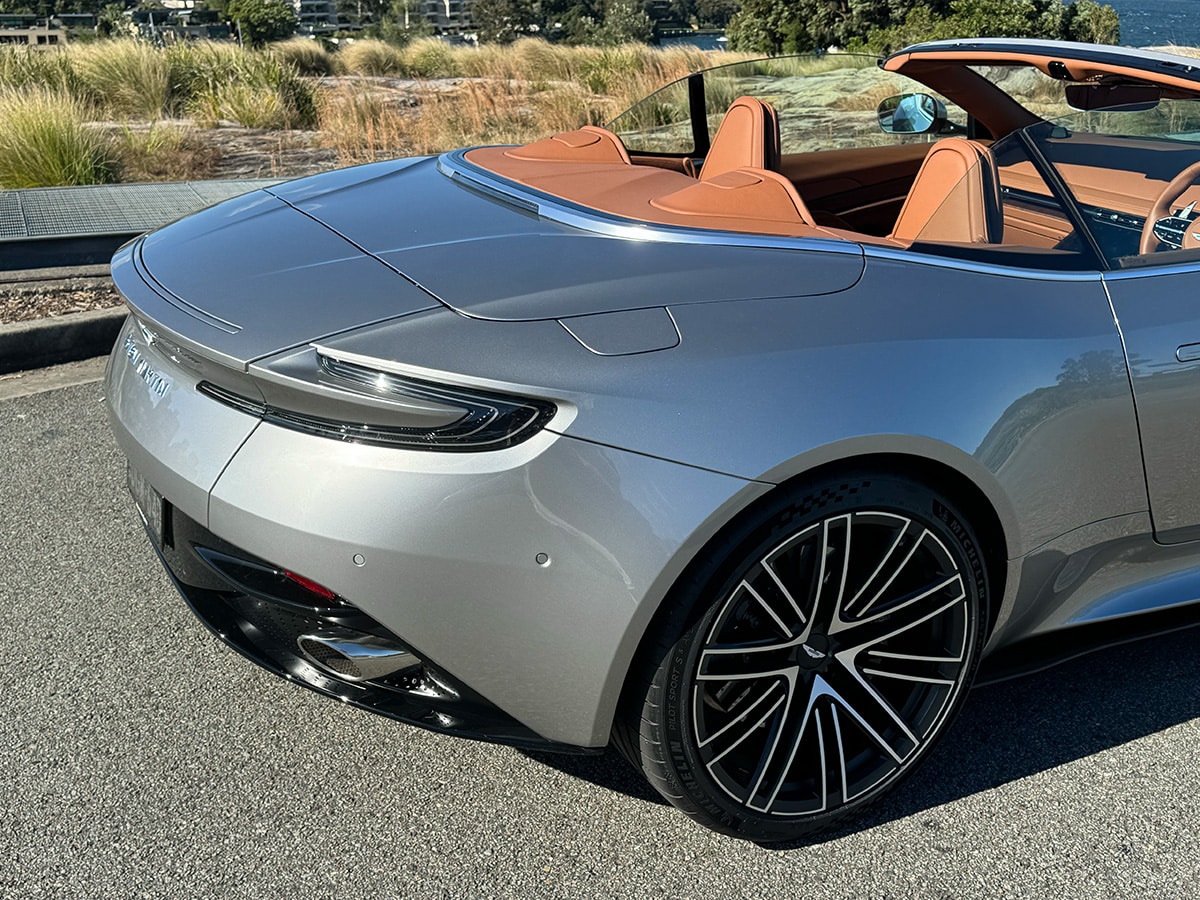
xmin=1065 ymin=83 xmax=1160 ymax=112
xmin=878 ymin=93 xmax=948 ymax=135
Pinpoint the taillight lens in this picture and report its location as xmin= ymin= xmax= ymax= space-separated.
xmin=198 ymin=348 xmax=556 ymax=452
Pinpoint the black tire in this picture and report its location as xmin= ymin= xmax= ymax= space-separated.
xmin=613 ymin=472 xmax=988 ymax=841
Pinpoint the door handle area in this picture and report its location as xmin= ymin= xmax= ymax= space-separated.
xmin=1176 ymin=343 xmax=1200 ymax=362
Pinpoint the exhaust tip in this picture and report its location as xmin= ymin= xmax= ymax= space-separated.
xmin=298 ymin=633 xmax=420 ymax=682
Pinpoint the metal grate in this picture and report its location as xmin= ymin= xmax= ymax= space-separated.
xmin=0 ymin=179 xmax=283 ymax=240
xmin=0 ymin=192 xmax=26 ymax=236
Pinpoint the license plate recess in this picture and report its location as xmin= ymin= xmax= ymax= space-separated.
xmin=127 ymin=464 xmax=167 ymax=548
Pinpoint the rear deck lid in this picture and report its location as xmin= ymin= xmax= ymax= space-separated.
xmin=275 ymin=154 xmax=866 ymax=322
xmin=117 ymin=183 xmax=439 ymax=369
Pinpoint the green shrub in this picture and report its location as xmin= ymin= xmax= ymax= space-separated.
xmin=168 ymin=41 xmax=317 ymax=129
xmin=0 ymin=45 xmax=78 ymax=92
xmin=71 ymin=39 xmax=172 ymax=119
xmin=404 ymin=38 xmax=457 ymax=77
xmin=270 ymin=37 xmax=336 ymax=76
xmin=1061 ymin=0 xmax=1121 ymax=44
xmin=339 ymin=39 xmax=406 ymax=76
xmin=0 ymin=87 xmax=116 ymax=188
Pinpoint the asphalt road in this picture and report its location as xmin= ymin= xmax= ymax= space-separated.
xmin=3 ymin=362 xmax=1200 ymax=898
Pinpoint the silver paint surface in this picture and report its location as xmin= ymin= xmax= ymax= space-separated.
xmin=103 ymin=114 xmax=1200 ymax=748
xmin=1104 ymin=268 xmax=1200 ymax=543
xmin=207 ymin=417 xmax=763 ymax=746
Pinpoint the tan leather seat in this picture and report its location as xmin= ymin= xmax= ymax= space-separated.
xmin=890 ymin=139 xmax=1003 ymax=244
xmin=700 ymin=97 xmax=782 ymax=183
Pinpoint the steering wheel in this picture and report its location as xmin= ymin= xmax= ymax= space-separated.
xmin=1140 ymin=160 xmax=1200 ymax=253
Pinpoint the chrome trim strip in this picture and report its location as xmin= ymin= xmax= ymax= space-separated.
xmin=438 ymin=150 xmax=865 ymax=257
xmin=860 ymin=244 xmax=1106 ymax=281
xmin=1102 ymin=258 xmax=1200 ymax=281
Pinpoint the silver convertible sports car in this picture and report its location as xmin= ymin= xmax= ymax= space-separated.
xmin=106 ymin=38 xmax=1200 ymax=840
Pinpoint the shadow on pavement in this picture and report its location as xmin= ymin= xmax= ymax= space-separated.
xmin=519 ymin=620 xmax=1200 ymax=842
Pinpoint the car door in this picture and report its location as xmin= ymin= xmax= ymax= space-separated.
xmin=1105 ymin=263 xmax=1200 ymax=543
xmin=1010 ymin=99 xmax=1200 ymax=544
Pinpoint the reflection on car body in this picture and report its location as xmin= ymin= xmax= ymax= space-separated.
xmin=106 ymin=38 xmax=1200 ymax=841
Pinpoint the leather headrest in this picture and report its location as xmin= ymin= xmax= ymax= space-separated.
xmin=701 ymin=97 xmax=782 ymax=183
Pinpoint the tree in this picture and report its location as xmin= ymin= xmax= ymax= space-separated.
xmin=1061 ymin=0 xmax=1120 ymax=44
xmin=98 ymin=1 xmax=136 ymax=36
xmin=227 ymin=0 xmax=297 ymax=46
xmin=544 ymin=0 xmax=604 ymax=44
xmin=594 ymin=0 xmax=653 ymax=44
xmin=335 ymin=0 xmax=390 ymax=25
xmin=471 ymin=0 xmax=535 ymax=43
xmin=369 ymin=0 xmax=434 ymax=44
xmin=729 ymin=0 xmax=1121 ymax=54
xmin=726 ymin=0 xmax=864 ymax=53
xmin=696 ymin=0 xmax=739 ymax=27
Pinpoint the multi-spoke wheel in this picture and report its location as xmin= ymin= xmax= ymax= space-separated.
xmin=614 ymin=473 xmax=988 ymax=841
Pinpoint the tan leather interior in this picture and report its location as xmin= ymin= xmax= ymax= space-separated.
xmin=1001 ymin=203 xmax=1072 ymax=248
xmin=463 ymin=99 xmax=834 ymax=239
xmin=505 ymin=125 xmax=632 ymax=165
xmin=652 ymin=168 xmax=815 ymax=225
xmin=466 ymin=144 xmax=840 ymax=238
xmin=1009 ymin=134 xmax=1198 ymax=217
xmin=466 ymin=145 xmax=696 ymax=207
xmin=465 ymin=99 xmax=1011 ymax=246
xmin=782 ymin=143 xmax=933 ymax=234
xmin=890 ymin=139 xmax=1003 ymax=244
xmin=699 ymin=96 xmax=782 ymax=182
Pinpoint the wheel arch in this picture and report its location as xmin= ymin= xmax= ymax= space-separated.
xmin=791 ymin=452 xmax=1011 ymax=639
xmin=602 ymin=446 xmax=1014 ymax=745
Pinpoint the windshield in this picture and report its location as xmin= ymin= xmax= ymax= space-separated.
xmin=608 ymin=53 xmax=966 ymax=157
xmin=1010 ymin=107 xmax=1200 ymax=267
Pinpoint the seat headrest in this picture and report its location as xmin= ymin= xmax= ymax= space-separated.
xmin=890 ymin=139 xmax=1003 ymax=245
xmin=701 ymin=97 xmax=782 ymax=183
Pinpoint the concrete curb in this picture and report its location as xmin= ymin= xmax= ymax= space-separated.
xmin=0 ymin=307 xmax=126 ymax=376
xmin=0 ymin=264 xmax=112 ymax=286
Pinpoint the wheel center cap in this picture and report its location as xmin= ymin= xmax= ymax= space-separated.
xmin=795 ymin=632 xmax=831 ymax=670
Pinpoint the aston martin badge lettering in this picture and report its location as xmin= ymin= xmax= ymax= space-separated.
xmin=124 ymin=330 xmax=171 ymax=402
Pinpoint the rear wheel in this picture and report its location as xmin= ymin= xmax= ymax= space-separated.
xmin=614 ymin=473 xmax=988 ymax=841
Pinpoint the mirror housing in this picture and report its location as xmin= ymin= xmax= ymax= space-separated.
xmin=877 ymin=93 xmax=948 ymax=134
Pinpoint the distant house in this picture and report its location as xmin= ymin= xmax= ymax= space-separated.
xmin=294 ymin=0 xmax=338 ymax=35
xmin=0 ymin=15 xmax=67 ymax=47
xmin=419 ymin=0 xmax=472 ymax=35
xmin=52 ymin=13 xmax=96 ymax=32
xmin=132 ymin=7 xmax=231 ymax=42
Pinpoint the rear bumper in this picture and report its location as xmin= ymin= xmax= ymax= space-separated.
xmin=149 ymin=505 xmax=593 ymax=751
xmin=107 ymin=314 xmax=765 ymax=747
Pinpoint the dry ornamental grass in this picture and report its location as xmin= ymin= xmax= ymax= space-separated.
xmin=0 ymin=38 xmax=749 ymax=185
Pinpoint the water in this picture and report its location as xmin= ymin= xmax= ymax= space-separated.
xmin=658 ymin=32 xmax=726 ymax=51
xmin=659 ymin=2 xmax=1199 ymax=51
xmin=1107 ymin=0 xmax=1200 ymax=47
